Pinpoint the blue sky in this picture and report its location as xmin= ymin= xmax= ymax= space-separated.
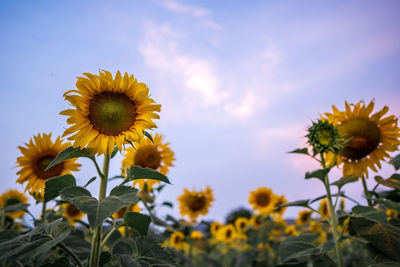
xmin=1 ymin=0 xmax=400 ymax=222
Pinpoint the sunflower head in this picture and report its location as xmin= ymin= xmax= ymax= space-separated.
xmin=121 ymin=133 xmax=175 ymax=191
xmin=295 ymin=210 xmax=313 ymax=226
xmin=190 ymin=230 xmax=203 ymax=240
xmin=61 ymin=71 xmax=161 ymax=155
xmin=248 ymin=187 xmax=277 ymax=215
xmin=284 ymin=225 xmax=299 ymax=236
xmin=235 ymin=217 xmax=250 ymax=233
xmin=112 ymin=203 xmax=141 ymax=219
xmin=210 ymin=221 xmax=222 ymax=237
xmin=170 ymin=231 xmax=186 ymax=250
xmin=177 ymin=186 xmax=214 ymax=221
xmin=61 ymin=203 xmax=84 ymax=225
xmin=309 ymin=220 xmax=322 ymax=233
xmin=273 ymin=195 xmax=288 ymax=217
xmin=216 ymin=224 xmax=237 ymax=243
xmin=0 ymin=190 xmax=29 ymax=219
xmin=324 ymin=101 xmax=400 ymax=178
xmin=307 ymin=120 xmax=343 ymax=155
xmin=319 ymin=198 xmax=330 ymax=220
xmin=16 ymin=133 xmax=81 ymax=194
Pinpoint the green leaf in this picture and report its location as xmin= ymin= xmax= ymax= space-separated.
xmin=84 ymin=176 xmax=97 ymax=188
xmin=162 ymin=201 xmax=173 ymax=208
xmin=100 ymin=251 xmax=112 ymax=267
xmin=277 ymin=200 xmax=310 ymax=209
xmin=143 ymin=131 xmax=154 ymax=144
xmin=45 ymin=146 xmax=93 ymax=171
xmin=124 ymin=212 xmax=151 ymax=235
xmin=352 ymin=205 xmax=388 ymax=225
xmin=122 ymin=166 xmax=171 ymax=185
xmin=40 ymin=257 xmax=71 ymax=267
xmin=305 ymin=169 xmax=330 ymax=181
xmin=279 ymin=234 xmax=319 ymax=263
xmin=111 ymin=146 xmax=119 ymax=158
xmin=375 ymin=175 xmax=400 ymax=190
xmin=45 ymin=175 xmax=77 ymax=202
xmin=373 ymin=198 xmax=400 ymax=213
xmin=331 ymin=175 xmax=359 ymax=189
xmin=288 ymin=148 xmax=309 ymax=155
xmin=391 ymin=153 xmax=400 ymax=171
xmin=1 ymin=203 xmax=29 ymax=213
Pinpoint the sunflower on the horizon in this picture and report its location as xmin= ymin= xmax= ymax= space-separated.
xmin=324 ymin=100 xmax=400 ymax=178
xmin=61 ymin=70 xmax=161 ymax=155
xmin=16 ymin=133 xmax=81 ymax=194
xmin=178 ymin=186 xmax=214 ymax=221
xmin=0 ymin=189 xmax=29 ymax=219
xmin=248 ymin=187 xmax=277 ymax=215
xmin=121 ymin=133 xmax=175 ymax=191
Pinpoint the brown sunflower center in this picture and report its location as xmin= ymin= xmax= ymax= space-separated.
xmin=88 ymin=92 xmax=137 ymax=136
xmin=134 ymin=146 xmax=162 ymax=170
xmin=256 ymin=193 xmax=271 ymax=207
xmin=187 ymin=195 xmax=206 ymax=212
xmin=321 ymin=203 xmax=329 ymax=216
xmin=226 ymin=229 xmax=232 ymax=238
xmin=6 ymin=197 xmax=21 ymax=206
xmin=300 ymin=213 xmax=311 ymax=223
xmin=239 ymin=222 xmax=246 ymax=230
xmin=338 ymin=118 xmax=381 ymax=160
xmin=34 ymin=155 xmax=64 ymax=179
xmin=66 ymin=204 xmax=81 ymax=217
xmin=173 ymin=235 xmax=183 ymax=244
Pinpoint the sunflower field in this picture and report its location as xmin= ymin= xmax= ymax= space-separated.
xmin=0 ymin=70 xmax=400 ymax=267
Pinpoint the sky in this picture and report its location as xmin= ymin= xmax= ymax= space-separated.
xmin=1 ymin=0 xmax=400 ymax=223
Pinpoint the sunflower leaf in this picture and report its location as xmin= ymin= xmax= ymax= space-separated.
xmin=375 ymin=176 xmax=400 ymax=190
xmin=391 ymin=154 xmax=400 ymax=171
xmin=279 ymin=233 xmax=319 ymax=263
xmin=122 ymin=166 xmax=171 ymax=185
xmin=44 ymin=175 xmax=77 ymax=202
xmin=331 ymin=175 xmax=359 ymax=189
xmin=1 ymin=203 xmax=29 ymax=213
xmin=143 ymin=131 xmax=154 ymax=144
xmin=124 ymin=212 xmax=151 ymax=235
xmin=277 ymin=200 xmax=310 ymax=209
xmin=45 ymin=146 xmax=93 ymax=171
xmin=288 ymin=148 xmax=309 ymax=155
xmin=305 ymin=169 xmax=330 ymax=182
xmin=373 ymin=198 xmax=400 ymax=213
xmin=84 ymin=176 xmax=97 ymax=188
xmin=111 ymin=146 xmax=119 ymax=158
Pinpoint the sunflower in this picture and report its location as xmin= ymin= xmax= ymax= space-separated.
xmin=210 ymin=221 xmax=222 ymax=237
xmin=295 ymin=210 xmax=313 ymax=226
xmin=273 ymin=195 xmax=288 ymax=217
xmin=0 ymin=190 xmax=28 ymax=219
xmin=248 ymin=187 xmax=277 ymax=215
xmin=112 ymin=203 xmax=140 ymax=219
xmin=170 ymin=231 xmax=186 ymax=250
xmin=177 ymin=186 xmax=214 ymax=221
xmin=121 ymin=133 xmax=175 ymax=191
xmin=250 ymin=215 xmax=264 ymax=229
xmin=61 ymin=203 xmax=84 ymax=225
xmin=216 ymin=224 xmax=237 ymax=243
xmin=319 ymin=198 xmax=330 ymax=220
xmin=324 ymin=101 xmax=400 ymax=178
xmin=190 ymin=230 xmax=203 ymax=240
xmin=16 ymin=133 xmax=81 ymax=194
xmin=284 ymin=225 xmax=299 ymax=236
xmin=235 ymin=217 xmax=250 ymax=232
xmin=61 ymin=70 xmax=161 ymax=155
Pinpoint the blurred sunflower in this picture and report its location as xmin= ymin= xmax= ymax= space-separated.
xmin=235 ymin=217 xmax=250 ymax=232
xmin=250 ymin=215 xmax=264 ymax=229
xmin=0 ymin=189 xmax=28 ymax=219
xmin=319 ymin=198 xmax=330 ymax=220
xmin=210 ymin=221 xmax=222 ymax=237
xmin=324 ymin=101 xmax=400 ymax=178
xmin=177 ymin=186 xmax=214 ymax=221
xmin=112 ymin=203 xmax=140 ymax=219
xmin=61 ymin=71 xmax=161 ymax=155
xmin=190 ymin=230 xmax=203 ymax=240
xmin=61 ymin=203 xmax=84 ymax=225
xmin=170 ymin=231 xmax=186 ymax=250
xmin=16 ymin=133 xmax=81 ymax=194
xmin=295 ymin=210 xmax=313 ymax=226
xmin=273 ymin=195 xmax=288 ymax=217
xmin=248 ymin=187 xmax=277 ymax=215
xmin=121 ymin=133 xmax=174 ymax=191
xmin=216 ymin=224 xmax=237 ymax=243
xmin=284 ymin=225 xmax=299 ymax=236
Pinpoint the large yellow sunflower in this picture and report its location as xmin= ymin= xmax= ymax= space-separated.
xmin=324 ymin=101 xmax=400 ymax=178
xmin=235 ymin=217 xmax=250 ymax=233
xmin=295 ymin=210 xmax=313 ymax=226
xmin=169 ymin=231 xmax=186 ymax=250
xmin=216 ymin=224 xmax=237 ymax=243
xmin=61 ymin=203 xmax=85 ymax=225
xmin=248 ymin=187 xmax=277 ymax=215
xmin=177 ymin=186 xmax=214 ymax=221
xmin=61 ymin=71 xmax=161 ymax=155
xmin=121 ymin=133 xmax=175 ymax=191
xmin=0 ymin=189 xmax=29 ymax=219
xmin=210 ymin=221 xmax=222 ymax=237
xmin=16 ymin=133 xmax=81 ymax=194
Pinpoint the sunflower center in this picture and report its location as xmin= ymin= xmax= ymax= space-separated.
xmin=256 ymin=193 xmax=271 ymax=207
xmin=5 ymin=197 xmax=21 ymax=206
xmin=187 ymin=195 xmax=206 ymax=212
xmin=338 ymin=118 xmax=381 ymax=160
xmin=226 ymin=229 xmax=232 ymax=238
xmin=88 ymin=92 xmax=137 ymax=136
xmin=301 ymin=213 xmax=310 ymax=223
xmin=173 ymin=235 xmax=182 ymax=244
xmin=239 ymin=222 xmax=246 ymax=230
xmin=34 ymin=155 xmax=64 ymax=179
xmin=66 ymin=204 xmax=81 ymax=217
xmin=134 ymin=146 xmax=162 ymax=170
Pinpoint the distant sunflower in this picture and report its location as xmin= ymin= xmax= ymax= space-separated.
xmin=235 ymin=217 xmax=250 ymax=232
xmin=170 ymin=231 xmax=186 ymax=250
xmin=61 ymin=71 xmax=161 ymax=155
xmin=121 ymin=133 xmax=175 ymax=191
xmin=210 ymin=221 xmax=222 ymax=237
xmin=190 ymin=230 xmax=203 ymax=240
xmin=295 ymin=210 xmax=313 ymax=226
xmin=319 ymin=198 xmax=330 ymax=220
xmin=216 ymin=224 xmax=237 ymax=243
xmin=250 ymin=215 xmax=264 ymax=229
xmin=0 ymin=190 xmax=28 ymax=219
xmin=112 ymin=203 xmax=140 ymax=219
xmin=273 ymin=195 xmax=288 ymax=217
xmin=284 ymin=225 xmax=299 ymax=236
xmin=61 ymin=203 xmax=84 ymax=225
xmin=324 ymin=101 xmax=400 ymax=178
xmin=177 ymin=186 xmax=214 ymax=221
xmin=16 ymin=133 xmax=81 ymax=194
xmin=248 ymin=187 xmax=277 ymax=215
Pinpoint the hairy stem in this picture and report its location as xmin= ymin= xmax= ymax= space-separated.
xmin=41 ymin=201 xmax=47 ymax=223
xmin=361 ymin=176 xmax=373 ymax=207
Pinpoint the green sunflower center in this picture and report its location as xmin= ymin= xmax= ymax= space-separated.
xmin=66 ymin=204 xmax=81 ymax=217
xmin=34 ymin=155 xmax=64 ymax=180
xmin=6 ymin=197 xmax=21 ymax=206
xmin=134 ymin=146 xmax=161 ymax=170
xmin=338 ymin=118 xmax=381 ymax=160
xmin=89 ymin=92 xmax=137 ymax=136
xmin=187 ymin=195 xmax=206 ymax=211
xmin=256 ymin=193 xmax=271 ymax=207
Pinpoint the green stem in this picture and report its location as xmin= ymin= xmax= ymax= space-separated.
xmin=100 ymin=224 xmax=122 ymax=251
xmin=41 ymin=201 xmax=47 ymax=223
xmin=57 ymin=242 xmax=83 ymax=267
xmin=89 ymin=154 xmax=110 ymax=267
xmin=361 ymin=176 xmax=373 ymax=207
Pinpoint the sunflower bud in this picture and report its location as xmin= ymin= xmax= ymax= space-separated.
xmin=306 ymin=120 xmax=342 ymax=155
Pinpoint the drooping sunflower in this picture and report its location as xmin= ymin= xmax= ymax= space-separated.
xmin=112 ymin=203 xmax=140 ymax=219
xmin=248 ymin=187 xmax=277 ymax=215
xmin=216 ymin=224 xmax=237 ymax=243
xmin=177 ymin=186 xmax=214 ymax=221
xmin=235 ymin=217 xmax=250 ymax=233
xmin=210 ymin=221 xmax=222 ymax=237
xmin=16 ymin=133 xmax=81 ymax=194
xmin=121 ymin=133 xmax=175 ymax=191
xmin=61 ymin=203 xmax=84 ymax=225
xmin=295 ymin=210 xmax=313 ymax=226
xmin=324 ymin=101 xmax=400 ymax=178
xmin=0 ymin=190 xmax=29 ymax=219
xmin=61 ymin=71 xmax=161 ymax=155
xmin=319 ymin=198 xmax=330 ymax=220
xmin=169 ymin=231 xmax=186 ymax=250
xmin=273 ymin=195 xmax=288 ymax=217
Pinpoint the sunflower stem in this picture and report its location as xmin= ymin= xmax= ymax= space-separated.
xmin=41 ymin=201 xmax=47 ymax=223
xmin=57 ymin=242 xmax=83 ymax=267
xmin=361 ymin=176 xmax=373 ymax=207
xmin=89 ymin=153 xmax=110 ymax=267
